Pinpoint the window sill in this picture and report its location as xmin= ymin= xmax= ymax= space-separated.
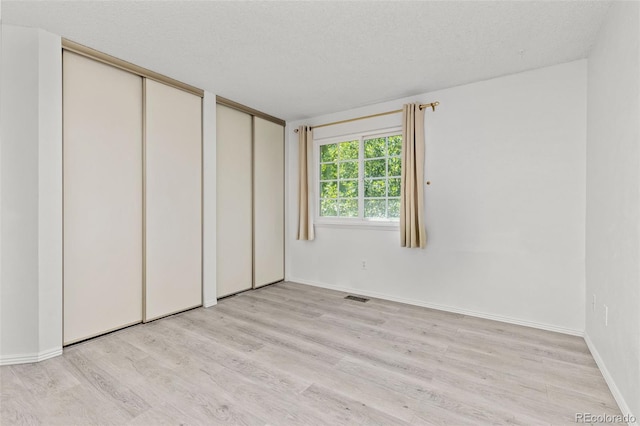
xmin=315 ymin=220 xmax=399 ymax=231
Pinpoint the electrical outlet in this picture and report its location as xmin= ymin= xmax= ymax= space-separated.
xmin=361 ymin=260 xmax=367 ymax=270
xmin=592 ymin=294 xmax=596 ymax=312
xmin=604 ymin=305 xmax=608 ymax=326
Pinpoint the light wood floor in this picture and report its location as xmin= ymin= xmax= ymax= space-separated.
xmin=1 ymin=282 xmax=621 ymax=425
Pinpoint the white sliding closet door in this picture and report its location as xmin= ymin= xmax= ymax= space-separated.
xmin=216 ymin=105 xmax=253 ymax=297
xmin=144 ymin=79 xmax=202 ymax=321
xmin=253 ymin=118 xmax=285 ymax=287
xmin=63 ymin=52 xmax=143 ymax=345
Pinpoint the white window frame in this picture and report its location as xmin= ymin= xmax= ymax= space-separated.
xmin=314 ymin=127 xmax=402 ymax=229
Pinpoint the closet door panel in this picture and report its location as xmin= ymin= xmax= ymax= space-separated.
xmin=253 ymin=118 xmax=285 ymax=287
xmin=216 ymin=105 xmax=253 ymax=297
xmin=145 ymin=80 xmax=202 ymax=321
xmin=63 ymin=52 xmax=143 ymax=345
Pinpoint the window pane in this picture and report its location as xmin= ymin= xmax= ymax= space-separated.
xmin=320 ymin=163 xmax=337 ymax=180
xmin=320 ymin=181 xmax=337 ymax=199
xmin=365 ymin=159 xmax=386 ymax=178
xmin=339 ymin=199 xmax=358 ymax=217
xmin=388 ymin=135 xmax=402 ymax=156
xmin=339 ymin=140 xmax=359 ymax=160
xmin=320 ymin=144 xmax=338 ymax=162
xmin=320 ymin=199 xmax=337 ymax=216
xmin=318 ymin=132 xmax=402 ymax=222
xmin=388 ymin=157 xmax=401 ymax=177
xmin=364 ymin=199 xmax=386 ymax=218
xmin=364 ymin=137 xmax=385 ymax=158
xmin=338 ymin=180 xmax=358 ymax=198
xmin=339 ymin=161 xmax=358 ymax=179
xmin=388 ymin=198 xmax=400 ymax=218
xmin=364 ymin=179 xmax=386 ymax=197
xmin=388 ymin=178 xmax=401 ymax=197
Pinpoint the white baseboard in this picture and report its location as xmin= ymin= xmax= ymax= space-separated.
xmin=0 ymin=347 xmax=63 ymax=366
xmin=204 ymin=299 xmax=218 ymax=308
xmin=584 ymin=333 xmax=637 ymax=425
xmin=288 ymin=277 xmax=584 ymax=336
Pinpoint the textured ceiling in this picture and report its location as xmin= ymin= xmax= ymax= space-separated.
xmin=3 ymin=1 xmax=611 ymax=121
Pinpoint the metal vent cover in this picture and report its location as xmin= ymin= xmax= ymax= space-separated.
xmin=344 ymin=295 xmax=369 ymax=303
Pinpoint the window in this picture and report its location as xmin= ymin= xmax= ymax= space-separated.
xmin=316 ymin=129 xmax=402 ymax=225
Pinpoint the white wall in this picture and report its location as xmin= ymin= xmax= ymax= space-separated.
xmin=585 ymin=1 xmax=640 ymax=420
xmin=287 ymin=60 xmax=587 ymax=335
xmin=202 ymin=92 xmax=217 ymax=307
xmin=0 ymin=24 xmax=63 ymax=364
xmin=37 ymin=28 xmax=63 ymax=357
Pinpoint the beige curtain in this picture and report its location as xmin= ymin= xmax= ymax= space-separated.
xmin=297 ymin=125 xmax=315 ymax=240
xmin=400 ymin=104 xmax=426 ymax=248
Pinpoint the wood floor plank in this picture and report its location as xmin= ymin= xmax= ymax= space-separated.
xmin=453 ymin=328 xmax=595 ymax=366
xmin=35 ymin=384 xmax=131 ymax=426
xmin=9 ymin=356 xmax=81 ymax=400
xmin=252 ymin=344 xmax=418 ymax=422
xmin=63 ymin=351 xmax=151 ymax=419
xmin=545 ymin=382 xmax=621 ymax=414
xmin=216 ymin=296 xmax=440 ymax=381
xmin=275 ymin=282 xmax=404 ymax=315
xmin=457 ymin=314 xmax=588 ymax=352
xmin=410 ymin=401 xmax=486 ymax=426
xmin=249 ymin=286 xmax=388 ymax=326
xmin=67 ymin=331 xmax=150 ymax=363
xmin=0 ymin=281 xmax=622 ymax=425
xmin=200 ymin=365 xmax=333 ymax=426
xmin=227 ymin=294 xmax=443 ymax=363
xmin=0 ymin=390 xmax=45 ymax=426
xmin=431 ymin=353 xmax=549 ymax=400
xmin=443 ymin=343 xmax=607 ymax=392
xmin=118 ymin=354 xmax=265 ymax=425
xmin=300 ymin=383 xmax=410 ymax=426
xmin=157 ymin=317 xmax=314 ymax=396
xmin=124 ymin=405 xmax=181 ymax=426
xmin=226 ymin=294 xmax=444 ymax=367
xmin=334 ymin=356 xmax=435 ymax=402
xmin=238 ymin=291 xmax=325 ymax=318
xmin=178 ymin=307 xmax=343 ymax=367
xmin=430 ymin=368 xmax=566 ymax=424
xmin=1 ymin=366 xmax=29 ymax=402
xmin=318 ymin=312 xmax=450 ymax=354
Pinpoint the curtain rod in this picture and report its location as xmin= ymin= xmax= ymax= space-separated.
xmin=294 ymin=102 xmax=439 ymax=133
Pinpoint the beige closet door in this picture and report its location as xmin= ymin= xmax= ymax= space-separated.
xmin=63 ymin=52 xmax=143 ymax=345
xmin=253 ymin=118 xmax=285 ymax=287
xmin=144 ymin=79 xmax=202 ymax=321
xmin=216 ymin=105 xmax=253 ymax=297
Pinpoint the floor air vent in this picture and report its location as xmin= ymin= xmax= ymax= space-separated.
xmin=344 ymin=295 xmax=369 ymax=303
